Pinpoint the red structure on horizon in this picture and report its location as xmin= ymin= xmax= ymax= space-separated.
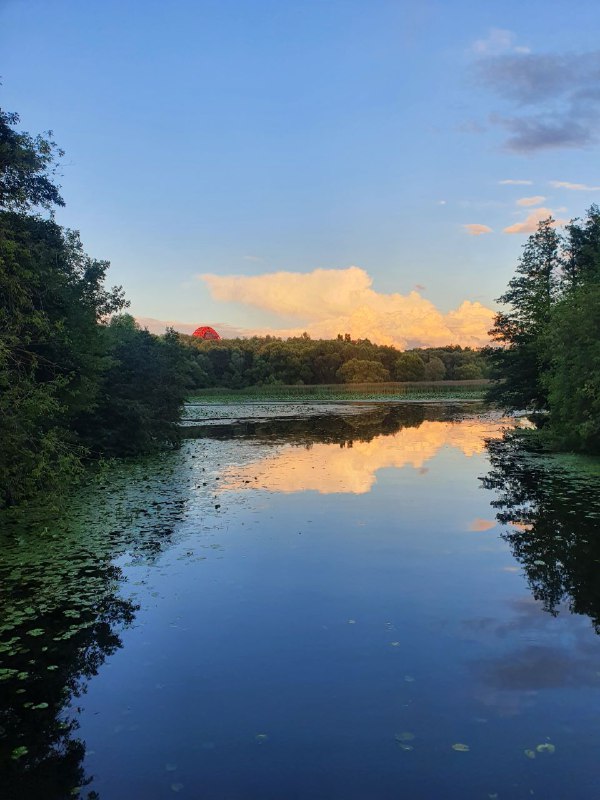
xmin=192 ymin=325 xmax=221 ymax=340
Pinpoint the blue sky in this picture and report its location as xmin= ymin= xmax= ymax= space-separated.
xmin=2 ymin=0 xmax=599 ymax=345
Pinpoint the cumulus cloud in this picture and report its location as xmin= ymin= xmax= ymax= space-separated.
xmin=200 ymin=267 xmax=495 ymax=349
xmin=517 ymin=195 xmax=546 ymax=206
xmin=473 ymin=50 xmax=600 ymax=152
xmin=503 ymin=207 xmax=565 ymax=234
xmin=550 ymin=180 xmax=600 ymax=191
xmin=463 ymin=223 xmax=493 ymax=236
xmin=499 ymin=179 xmax=533 ymax=185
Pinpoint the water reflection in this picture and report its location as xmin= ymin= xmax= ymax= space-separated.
xmin=0 ymin=449 xmax=197 ymax=800
xmin=218 ymin=409 xmax=504 ymax=495
xmin=482 ymin=432 xmax=600 ymax=631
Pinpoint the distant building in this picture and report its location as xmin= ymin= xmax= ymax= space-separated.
xmin=192 ymin=326 xmax=221 ymax=340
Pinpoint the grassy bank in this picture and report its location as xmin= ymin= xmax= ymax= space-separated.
xmin=188 ymin=380 xmax=488 ymax=404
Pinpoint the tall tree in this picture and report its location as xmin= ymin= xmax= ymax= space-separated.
xmin=487 ymin=218 xmax=561 ymax=409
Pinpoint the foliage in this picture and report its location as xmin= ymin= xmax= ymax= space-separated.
xmin=180 ymin=334 xmax=488 ymax=389
xmin=0 ymin=106 xmax=189 ymax=507
xmin=336 ymin=358 xmax=390 ymax=382
xmin=544 ymin=285 xmax=600 ymax=452
xmin=76 ymin=316 xmax=190 ymax=457
xmin=487 ymin=206 xmax=600 ymax=453
xmin=0 ymin=108 xmax=65 ymax=212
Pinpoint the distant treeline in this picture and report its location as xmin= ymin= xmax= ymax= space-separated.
xmin=180 ymin=334 xmax=490 ymax=388
xmin=487 ymin=206 xmax=600 ymax=454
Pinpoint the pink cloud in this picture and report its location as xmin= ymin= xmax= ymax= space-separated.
xmin=463 ymin=224 xmax=493 ymax=236
xmin=503 ymin=207 xmax=565 ymax=234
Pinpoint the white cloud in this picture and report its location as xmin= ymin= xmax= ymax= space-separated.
xmin=499 ymin=179 xmax=533 ymax=185
xmin=200 ymin=267 xmax=495 ymax=349
xmin=549 ymin=180 xmax=600 ymax=191
xmin=503 ymin=207 xmax=565 ymax=234
xmin=463 ymin=223 xmax=493 ymax=236
xmin=516 ymin=195 xmax=546 ymax=206
xmin=472 ymin=28 xmax=530 ymax=56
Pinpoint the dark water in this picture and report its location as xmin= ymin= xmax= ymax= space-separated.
xmin=2 ymin=404 xmax=600 ymax=800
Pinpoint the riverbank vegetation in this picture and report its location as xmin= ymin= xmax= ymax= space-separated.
xmin=181 ymin=334 xmax=490 ymax=388
xmin=487 ymin=207 xmax=600 ymax=454
xmin=0 ymin=108 xmax=190 ymax=508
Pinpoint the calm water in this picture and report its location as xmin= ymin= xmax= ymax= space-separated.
xmin=2 ymin=404 xmax=600 ymax=800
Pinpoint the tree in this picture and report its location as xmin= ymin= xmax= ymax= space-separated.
xmin=423 ymin=356 xmax=446 ymax=381
xmin=336 ymin=358 xmax=390 ymax=383
xmin=76 ymin=316 xmax=189 ymax=457
xmin=544 ymin=285 xmax=600 ymax=452
xmin=0 ymin=107 xmax=64 ymax=211
xmin=487 ymin=218 xmax=561 ymax=409
xmin=394 ymin=352 xmax=425 ymax=381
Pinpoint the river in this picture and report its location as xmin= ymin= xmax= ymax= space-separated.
xmin=1 ymin=403 xmax=600 ymax=799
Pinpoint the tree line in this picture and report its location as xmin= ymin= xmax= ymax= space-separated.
xmin=181 ymin=334 xmax=489 ymax=388
xmin=0 ymin=107 xmax=190 ymax=508
xmin=487 ymin=206 xmax=600 ymax=454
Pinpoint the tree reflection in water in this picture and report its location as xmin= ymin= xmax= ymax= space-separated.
xmin=0 ymin=449 xmax=193 ymax=800
xmin=482 ymin=431 xmax=600 ymax=631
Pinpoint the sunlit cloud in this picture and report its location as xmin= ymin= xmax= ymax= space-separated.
xmin=469 ymin=518 xmax=497 ymax=532
xmin=503 ymin=207 xmax=566 ymax=234
xmin=499 ymin=179 xmax=533 ymax=185
xmin=549 ymin=180 xmax=600 ymax=191
xmin=517 ymin=196 xmax=545 ymax=206
xmin=463 ymin=223 xmax=493 ymax=236
xmin=219 ymin=420 xmax=505 ymax=496
xmin=200 ymin=267 xmax=495 ymax=349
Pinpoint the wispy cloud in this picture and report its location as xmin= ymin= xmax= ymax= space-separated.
xmin=499 ymin=179 xmax=532 ymax=185
xmin=200 ymin=267 xmax=495 ymax=349
xmin=517 ymin=195 xmax=546 ymax=206
xmin=463 ymin=223 xmax=493 ymax=236
xmin=472 ymin=29 xmax=530 ymax=56
xmin=503 ymin=207 xmax=565 ymax=234
xmin=473 ymin=50 xmax=600 ymax=152
xmin=549 ymin=180 xmax=600 ymax=191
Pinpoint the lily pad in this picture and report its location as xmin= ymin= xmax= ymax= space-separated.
xmin=536 ymin=743 xmax=556 ymax=754
xmin=11 ymin=746 xmax=28 ymax=760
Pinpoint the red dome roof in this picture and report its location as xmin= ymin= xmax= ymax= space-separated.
xmin=192 ymin=326 xmax=221 ymax=340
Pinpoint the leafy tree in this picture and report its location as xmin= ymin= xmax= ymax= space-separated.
xmin=487 ymin=218 xmax=560 ymax=409
xmin=394 ymin=352 xmax=425 ymax=381
xmin=0 ymin=107 xmax=64 ymax=212
xmin=336 ymin=358 xmax=390 ymax=383
xmin=544 ymin=285 xmax=600 ymax=452
xmin=77 ymin=316 xmax=189 ymax=457
xmin=423 ymin=356 xmax=446 ymax=381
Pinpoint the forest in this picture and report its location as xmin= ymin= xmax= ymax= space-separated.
xmin=181 ymin=334 xmax=489 ymax=388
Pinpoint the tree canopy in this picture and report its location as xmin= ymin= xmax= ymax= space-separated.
xmin=486 ymin=206 xmax=600 ymax=453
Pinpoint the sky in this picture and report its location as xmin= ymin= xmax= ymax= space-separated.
xmin=2 ymin=0 xmax=600 ymax=347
